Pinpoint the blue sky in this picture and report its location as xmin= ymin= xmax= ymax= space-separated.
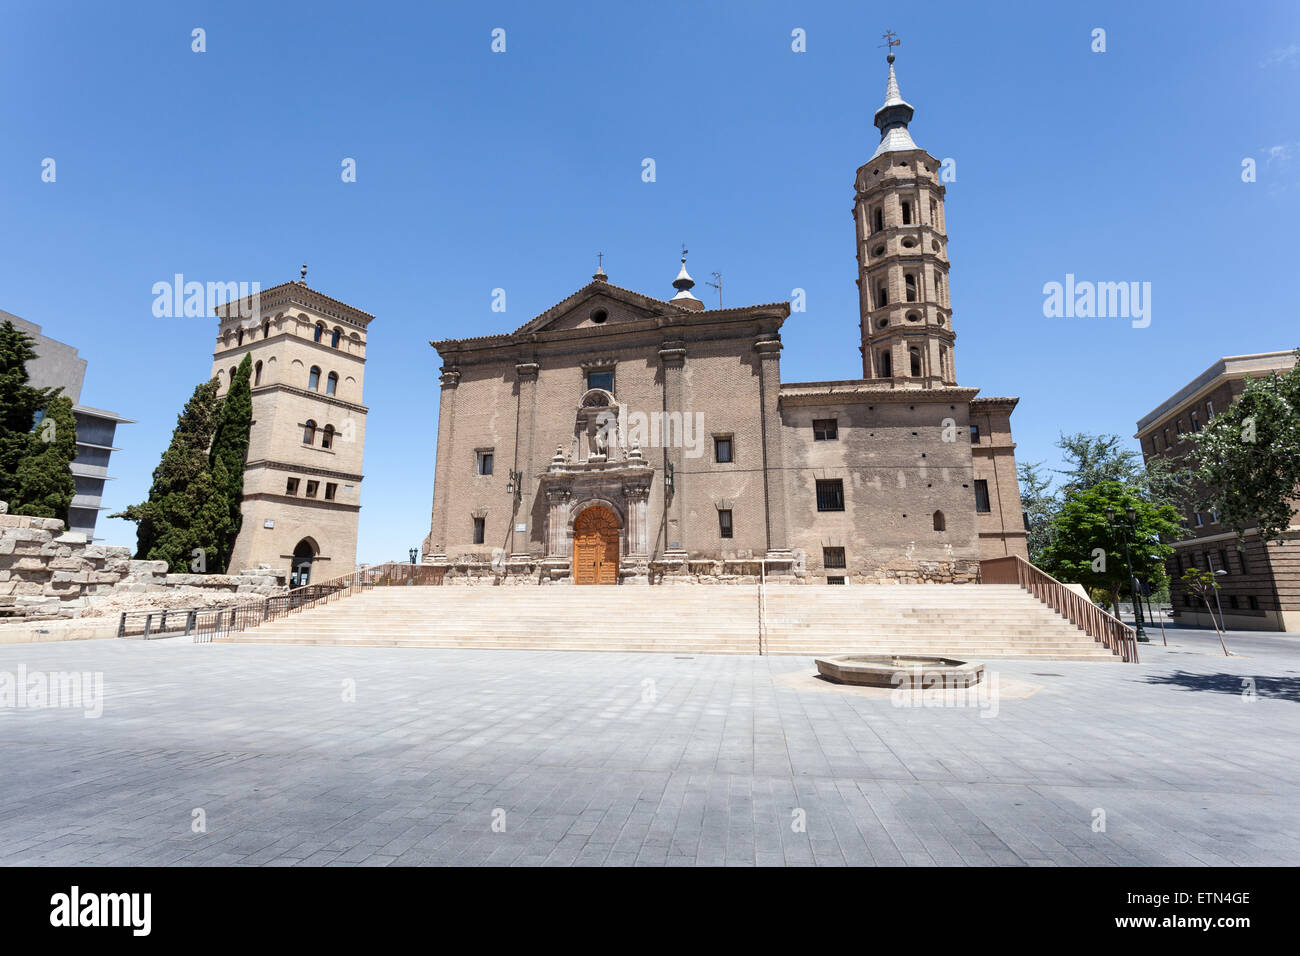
xmin=3 ymin=1 xmax=1298 ymax=562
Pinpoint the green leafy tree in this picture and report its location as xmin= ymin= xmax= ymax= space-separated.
xmin=1055 ymin=431 xmax=1188 ymax=510
xmin=1039 ymin=480 xmax=1184 ymax=614
xmin=111 ymin=379 xmax=228 ymax=571
xmin=1017 ymin=460 xmax=1057 ymax=565
xmin=0 ymin=320 xmax=59 ymax=504
xmin=12 ymin=395 xmax=77 ymax=520
xmin=1187 ymin=351 xmax=1300 ymax=547
xmin=1178 ymin=568 xmax=1230 ymax=656
xmin=208 ymin=353 xmax=253 ymax=571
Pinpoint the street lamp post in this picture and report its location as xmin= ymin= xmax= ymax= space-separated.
xmin=1106 ymin=505 xmax=1148 ymax=642
xmin=1207 ymin=557 xmax=1229 ymax=632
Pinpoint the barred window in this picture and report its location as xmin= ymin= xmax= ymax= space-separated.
xmin=718 ymin=509 xmax=733 ymax=539
xmin=823 ymin=547 xmax=846 ymax=569
xmin=813 ymin=419 xmax=838 ymax=441
xmin=816 ymin=479 xmax=845 ymax=512
xmin=973 ymin=480 xmax=991 ymax=513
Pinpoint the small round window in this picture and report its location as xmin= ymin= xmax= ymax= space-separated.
xmin=591 ymin=309 xmax=608 ymax=324
xmin=872 ymin=245 xmax=886 ymax=257
xmin=906 ymin=312 xmax=922 ymax=323
xmin=901 ymin=238 xmax=916 ymax=249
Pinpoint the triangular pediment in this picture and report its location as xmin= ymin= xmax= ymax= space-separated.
xmin=511 ymin=282 xmax=681 ymax=337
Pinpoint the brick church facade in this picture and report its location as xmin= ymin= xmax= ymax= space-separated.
xmin=422 ymin=55 xmax=1027 ymax=584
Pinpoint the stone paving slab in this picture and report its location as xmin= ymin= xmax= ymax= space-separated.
xmin=0 ymin=632 xmax=1297 ymax=866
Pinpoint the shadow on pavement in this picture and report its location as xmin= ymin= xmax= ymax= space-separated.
xmin=1141 ymin=670 xmax=1300 ymax=701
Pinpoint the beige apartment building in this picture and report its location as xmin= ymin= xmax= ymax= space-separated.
xmin=211 ymin=276 xmax=371 ymax=584
xmin=422 ymin=54 xmax=1028 ymax=584
xmin=1137 ymin=350 xmax=1299 ymax=631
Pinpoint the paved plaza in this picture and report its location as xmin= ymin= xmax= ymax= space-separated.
xmin=1 ymin=628 xmax=1298 ymax=866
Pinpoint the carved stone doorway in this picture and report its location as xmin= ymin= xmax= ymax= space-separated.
xmin=573 ymin=506 xmax=619 ymax=585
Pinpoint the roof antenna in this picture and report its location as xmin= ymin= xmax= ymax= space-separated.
xmin=706 ymin=271 xmax=722 ymax=308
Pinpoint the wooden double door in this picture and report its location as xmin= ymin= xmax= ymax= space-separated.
xmin=573 ymin=506 xmax=620 ymax=585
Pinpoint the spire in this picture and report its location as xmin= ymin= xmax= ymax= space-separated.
xmin=670 ymin=247 xmax=703 ymax=309
xmin=870 ymin=52 xmax=919 ymax=159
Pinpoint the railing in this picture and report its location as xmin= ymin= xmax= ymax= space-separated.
xmin=116 ymin=561 xmax=441 ymax=644
xmin=980 ymin=555 xmax=1139 ymax=662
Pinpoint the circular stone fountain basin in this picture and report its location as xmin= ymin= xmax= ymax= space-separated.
xmin=814 ymin=655 xmax=984 ymax=689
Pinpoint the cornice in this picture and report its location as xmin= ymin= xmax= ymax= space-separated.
xmin=245 ymin=458 xmax=365 ymax=482
xmin=254 ymin=383 xmax=368 ymax=414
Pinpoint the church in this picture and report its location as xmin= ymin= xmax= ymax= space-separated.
xmin=421 ymin=54 xmax=1027 ymax=585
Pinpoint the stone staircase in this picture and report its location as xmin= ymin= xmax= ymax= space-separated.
xmin=216 ymin=583 xmax=1121 ymax=660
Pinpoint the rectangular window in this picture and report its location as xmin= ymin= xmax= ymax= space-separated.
xmin=813 ymin=419 xmax=838 ymax=441
xmin=826 ymin=576 xmax=846 ymax=585
xmin=586 ymin=369 xmax=614 ymax=392
xmin=1163 ymin=427 xmax=1171 ymax=447
xmin=1174 ymin=554 xmax=1183 ymax=575
xmin=973 ymin=479 xmax=991 ymax=513
xmin=1151 ymin=434 xmax=1160 ymax=453
xmin=1210 ymin=508 xmax=1219 ymax=523
xmin=1229 ymin=595 xmax=1240 ymax=610
xmin=970 ymin=424 xmax=981 ymax=444
xmin=1191 ymin=411 xmax=1200 ymax=433
xmin=1177 ymin=420 xmax=1186 ymax=442
xmin=305 ymin=480 xmax=319 ymax=498
xmin=1193 ymin=512 xmax=1203 ymax=527
xmin=1249 ymin=595 xmax=1259 ymax=610
xmin=325 ymin=482 xmax=337 ymax=501
xmin=1218 ymin=549 xmax=1230 ymax=574
xmin=472 ymin=516 xmax=485 ymax=544
xmin=285 ymin=477 xmax=299 ymax=495
xmin=823 ymin=547 xmax=846 ymax=569
xmin=714 ymin=437 xmax=733 ymax=463
xmin=476 ymin=450 xmax=494 ymax=476
xmin=1207 ymin=400 xmax=1215 ymax=418
xmin=1239 ymin=548 xmax=1251 ymax=574
xmin=815 ymin=479 xmax=845 ymax=512
xmin=718 ymin=509 xmax=733 ymax=539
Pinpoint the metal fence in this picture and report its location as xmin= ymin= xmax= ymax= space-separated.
xmin=115 ymin=561 xmax=444 ymax=644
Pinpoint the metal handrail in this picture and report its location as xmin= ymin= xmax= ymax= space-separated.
xmin=980 ymin=555 xmax=1139 ymax=662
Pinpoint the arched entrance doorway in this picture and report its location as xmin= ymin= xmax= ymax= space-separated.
xmin=291 ymin=538 xmax=317 ymax=587
xmin=573 ymin=506 xmax=619 ymax=584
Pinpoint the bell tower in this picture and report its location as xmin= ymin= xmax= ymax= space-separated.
xmin=854 ymin=50 xmax=955 ymax=388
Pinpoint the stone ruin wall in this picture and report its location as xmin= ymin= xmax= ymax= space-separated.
xmin=0 ymin=501 xmax=287 ymax=622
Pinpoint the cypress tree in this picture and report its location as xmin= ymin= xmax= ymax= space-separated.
xmin=208 ymin=353 xmax=253 ymax=572
xmin=0 ymin=320 xmax=59 ymax=505
xmin=111 ymin=379 xmax=226 ymax=571
xmin=12 ymin=394 xmax=78 ymax=521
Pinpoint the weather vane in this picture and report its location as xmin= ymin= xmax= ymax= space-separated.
xmin=879 ymin=30 xmax=900 ymax=57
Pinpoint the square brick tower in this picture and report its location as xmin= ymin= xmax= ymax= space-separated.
xmin=210 ymin=274 xmax=371 ymax=584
